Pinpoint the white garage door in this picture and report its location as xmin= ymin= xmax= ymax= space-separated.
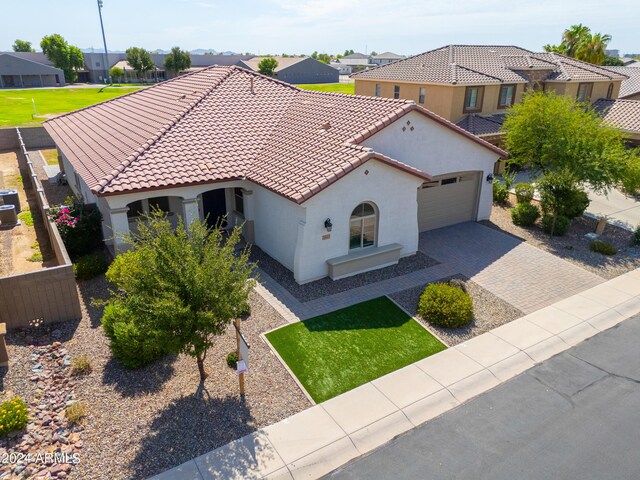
xmin=417 ymin=172 xmax=480 ymax=232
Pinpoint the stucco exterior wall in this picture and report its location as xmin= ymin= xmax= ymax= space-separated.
xmin=362 ymin=110 xmax=500 ymax=221
xmin=297 ymin=160 xmax=422 ymax=283
xmin=546 ymin=80 xmax=621 ymax=103
xmin=60 ymin=152 xmax=98 ymax=204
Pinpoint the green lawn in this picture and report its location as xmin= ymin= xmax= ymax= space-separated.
xmin=0 ymin=86 xmax=145 ymax=127
xmin=265 ymin=297 xmax=446 ymax=403
xmin=296 ymin=83 xmax=354 ymax=94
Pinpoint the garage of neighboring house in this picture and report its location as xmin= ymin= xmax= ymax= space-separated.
xmin=417 ymin=171 xmax=481 ymax=231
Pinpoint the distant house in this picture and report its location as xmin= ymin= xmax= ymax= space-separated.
xmin=0 ymin=52 xmax=65 ymax=88
xmin=602 ymin=66 xmax=640 ymax=100
xmin=371 ymin=52 xmax=405 ymax=65
xmin=593 ymin=99 xmax=640 ymax=145
xmin=330 ymin=62 xmax=352 ymax=75
xmin=338 ymin=53 xmax=371 ymax=67
xmin=238 ymin=56 xmax=339 ymax=84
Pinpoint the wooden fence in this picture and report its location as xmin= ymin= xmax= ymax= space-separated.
xmin=0 ymin=128 xmax=82 ymax=330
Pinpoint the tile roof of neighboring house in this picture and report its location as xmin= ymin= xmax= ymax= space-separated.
xmin=456 ymin=113 xmax=506 ymax=136
xmin=602 ymin=66 xmax=640 ymax=98
xmin=43 ymin=66 xmax=506 ymax=203
xmin=373 ymin=52 xmax=405 ymax=60
xmin=238 ymin=56 xmax=307 ymax=73
xmin=592 ymin=99 xmax=640 ymax=134
xmin=342 ymin=53 xmax=370 ymax=60
xmin=352 ymin=45 xmax=627 ymax=85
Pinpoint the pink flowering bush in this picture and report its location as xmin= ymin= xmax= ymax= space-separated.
xmin=49 ymin=202 xmax=103 ymax=256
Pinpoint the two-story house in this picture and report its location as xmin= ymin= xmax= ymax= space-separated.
xmin=353 ymin=45 xmax=628 ymax=160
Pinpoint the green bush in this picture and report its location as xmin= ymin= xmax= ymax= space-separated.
xmin=541 ymin=214 xmax=570 ymax=236
xmin=510 ymin=203 xmax=540 ymax=226
xmin=65 ymin=402 xmax=86 ymax=426
xmin=50 ymin=203 xmax=103 ymax=256
xmin=538 ymin=173 xmax=590 ymax=219
xmin=101 ymin=302 xmax=167 ymax=368
xmin=418 ymin=283 xmax=473 ymax=329
xmin=492 ymin=179 xmax=509 ymax=205
xmin=73 ymin=252 xmax=109 ymax=280
xmin=632 ymin=226 xmax=640 ymax=246
xmin=226 ymin=351 xmax=239 ymax=369
xmin=17 ymin=210 xmax=34 ymax=226
xmin=0 ymin=396 xmax=29 ymax=437
xmin=590 ymin=241 xmax=617 ymax=255
xmin=514 ymin=182 xmax=535 ymax=204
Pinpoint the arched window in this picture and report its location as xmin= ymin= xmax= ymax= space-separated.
xmin=607 ymin=83 xmax=614 ymax=99
xmin=349 ymin=202 xmax=377 ymax=249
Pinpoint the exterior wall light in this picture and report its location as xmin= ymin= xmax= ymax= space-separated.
xmin=486 ymin=173 xmax=494 ymax=183
xmin=324 ymin=218 xmax=333 ymax=232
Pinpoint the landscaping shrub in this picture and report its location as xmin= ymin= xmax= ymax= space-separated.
xmin=101 ymin=302 xmax=167 ymax=369
xmin=50 ymin=203 xmax=103 ymax=256
xmin=65 ymin=402 xmax=86 ymax=426
xmin=538 ymin=173 xmax=590 ymax=219
xmin=0 ymin=396 xmax=29 ymax=437
xmin=27 ymin=252 xmax=43 ymax=262
xmin=590 ymin=240 xmax=617 ymax=255
xmin=541 ymin=214 xmax=570 ymax=236
xmin=418 ymin=283 xmax=473 ymax=329
xmin=17 ymin=210 xmax=34 ymax=226
xmin=492 ymin=179 xmax=509 ymax=205
xmin=447 ymin=277 xmax=467 ymax=293
xmin=73 ymin=252 xmax=109 ymax=280
xmin=226 ymin=351 xmax=239 ymax=369
xmin=514 ymin=182 xmax=535 ymax=204
xmin=510 ymin=203 xmax=540 ymax=227
xmin=632 ymin=226 xmax=640 ymax=246
xmin=70 ymin=355 xmax=93 ymax=376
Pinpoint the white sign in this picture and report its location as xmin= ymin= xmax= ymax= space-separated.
xmin=239 ymin=332 xmax=250 ymax=370
xmin=236 ymin=359 xmax=248 ymax=375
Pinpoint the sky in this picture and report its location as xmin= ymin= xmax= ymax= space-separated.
xmin=2 ymin=0 xmax=639 ymax=56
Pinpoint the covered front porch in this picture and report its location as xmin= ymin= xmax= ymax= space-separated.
xmin=100 ymin=182 xmax=255 ymax=255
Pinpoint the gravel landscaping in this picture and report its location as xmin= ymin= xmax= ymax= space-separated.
xmin=390 ymin=275 xmax=524 ymax=346
xmin=485 ymin=197 xmax=640 ymax=280
xmin=251 ymin=246 xmax=439 ymax=302
xmin=2 ymin=277 xmax=310 ymax=480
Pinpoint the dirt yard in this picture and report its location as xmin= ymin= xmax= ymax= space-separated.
xmin=0 ymin=150 xmax=55 ymax=276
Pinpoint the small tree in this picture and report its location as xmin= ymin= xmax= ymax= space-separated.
xmin=370 ymin=51 xmax=378 ymax=56
xmin=40 ymin=34 xmax=85 ymax=82
xmin=163 ymin=46 xmax=191 ymax=76
xmin=125 ymin=47 xmax=155 ymax=81
xmin=603 ymin=55 xmax=624 ymax=66
xmin=258 ymin=57 xmax=278 ymax=76
xmin=109 ymin=66 xmax=124 ymax=82
xmin=12 ymin=39 xmax=35 ymax=52
xmin=102 ymin=212 xmax=255 ymax=382
xmin=316 ymin=53 xmax=331 ymax=64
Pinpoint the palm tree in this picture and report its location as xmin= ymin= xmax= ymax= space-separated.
xmin=575 ymin=32 xmax=612 ymax=65
xmin=561 ymin=24 xmax=591 ymax=57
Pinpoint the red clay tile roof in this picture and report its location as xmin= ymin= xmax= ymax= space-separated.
xmin=44 ymin=66 xmax=505 ymax=203
xmin=592 ymin=98 xmax=640 ymax=135
xmin=352 ymin=45 xmax=627 ymax=85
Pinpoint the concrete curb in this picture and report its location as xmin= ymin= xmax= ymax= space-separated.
xmin=151 ymin=268 xmax=640 ymax=480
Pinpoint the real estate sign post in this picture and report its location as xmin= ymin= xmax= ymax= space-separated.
xmin=234 ymin=318 xmax=249 ymax=395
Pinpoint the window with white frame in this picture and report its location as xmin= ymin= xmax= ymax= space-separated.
xmin=349 ymin=202 xmax=377 ymax=250
xmin=418 ymin=87 xmax=426 ymax=104
xmin=498 ymin=84 xmax=516 ymax=108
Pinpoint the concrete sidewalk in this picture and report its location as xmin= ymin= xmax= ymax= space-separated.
xmin=151 ymin=269 xmax=640 ymax=480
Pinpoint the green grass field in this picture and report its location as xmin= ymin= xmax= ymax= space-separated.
xmin=0 ymin=86 xmax=145 ymax=127
xmin=296 ymin=83 xmax=355 ymax=94
xmin=265 ymin=297 xmax=446 ymax=403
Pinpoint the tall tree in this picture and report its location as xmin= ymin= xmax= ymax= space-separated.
xmin=370 ymin=51 xmax=378 ymax=57
xmin=125 ymin=47 xmax=155 ymax=81
xmin=258 ymin=57 xmax=278 ymax=76
xmin=543 ymin=24 xmax=612 ymax=65
xmin=163 ymin=46 xmax=192 ymax=76
xmin=503 ymin=91 xmax=638 ymax=193
xmin=344 ymin=49 xmax=355 ymax=56
xmin=40 ymin=34 xmax=84 ymax=82
xmin=12 ymin=39 xmax=35 ymax=52
xmin=316 ymin=53 xmax=331 ymax=64
xmin=101 ymin=213 xmax=255 ymax=382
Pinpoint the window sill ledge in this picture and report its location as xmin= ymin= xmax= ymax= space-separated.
xmin=327 ymin=243 xmax=402 ymax=280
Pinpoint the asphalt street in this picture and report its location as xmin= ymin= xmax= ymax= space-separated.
xmin=327 ymin=316 xmax=640 ymax=480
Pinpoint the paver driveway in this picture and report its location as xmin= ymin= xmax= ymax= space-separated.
xmin=419 ymin=222 xmax=604 ymax=314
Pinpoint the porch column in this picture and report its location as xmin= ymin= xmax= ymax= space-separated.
xmin=241 ymin=188 xmax=255 ymax=243
xmin=182 ymin=197 xmax=200 ymax=228
xmin=109 ymin=207 xmax=131 ymax=253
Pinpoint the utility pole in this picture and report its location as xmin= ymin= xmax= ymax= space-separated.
xmin=97 ymin=0 xmax=111 ymax=84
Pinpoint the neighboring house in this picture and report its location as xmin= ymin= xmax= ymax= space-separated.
xmin=330 ymin=62 xmax=352 ymax=75
xmin=238 ymin=56 xmax=339 ymax=84
xmin=593 ymin=99 xmax=640 ymax=145
xmin=623 ymin=59 xmax=640 ymax=68
xmin=604 ymin=66 xmax=640 ymax=100
xmin=371 ymin=52 xmax=405 ymax=65
xmin=0 ymin=52 xmax=65 ymax=88
xmin=353 ymin=45 xmax=627 ymax=137
xmin=43 ymin=66 xmax=505 ymax=284
xmin=339 ymin=53 xmax=374 ymax=73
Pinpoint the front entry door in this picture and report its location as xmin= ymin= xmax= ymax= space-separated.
xmin=201 ymin=189 xmax=227 ymax=229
